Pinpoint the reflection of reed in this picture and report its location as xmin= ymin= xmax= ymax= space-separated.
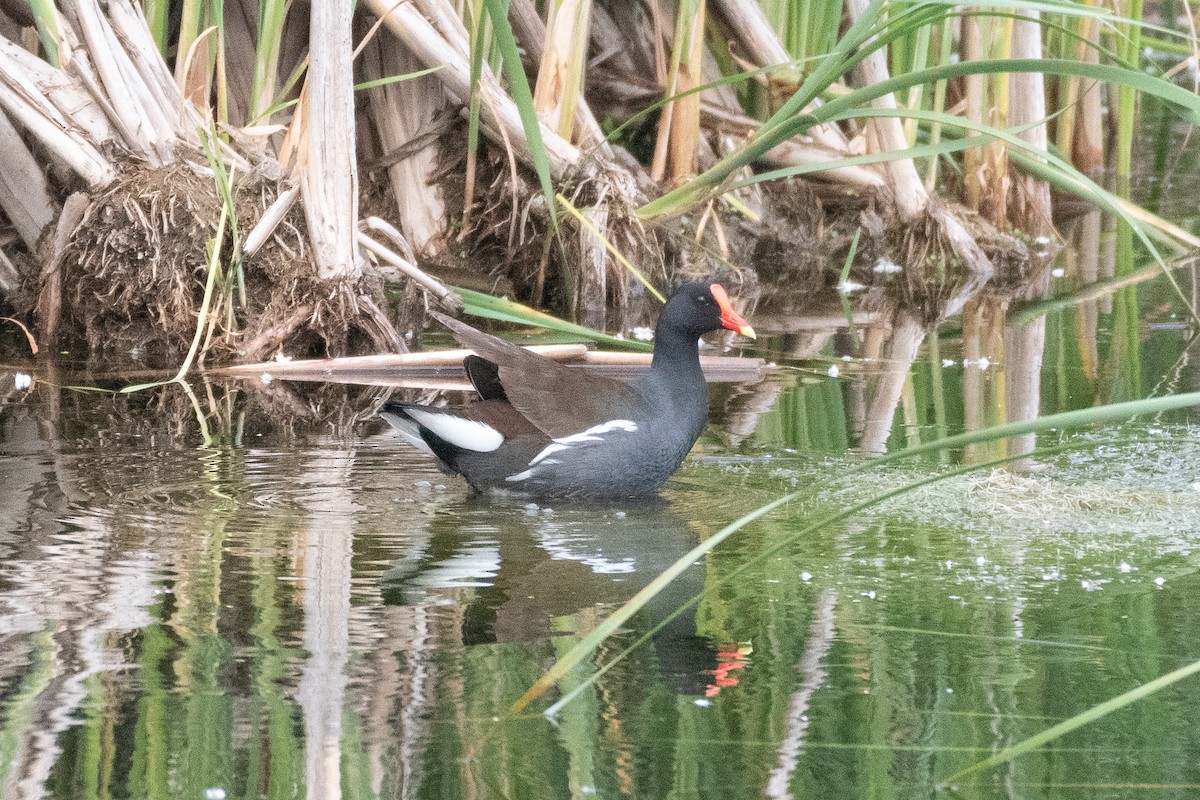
xmin=0 ymin=395 xmax=174 ymax=800
xmin=1005 ymin=282 xmax=1049 ymax=468
xmin=1074 ymin=210 xmax=1102 ymax=388
xmin=295 ymin=450 xmax=357 ymax=800
xmin=861 ymin=314 xmax=925 ymax=454
xmin=360 ymin=606 xmax=439 ymax=796
xmin=765 ymin=589 xmax=837 ymax=799
xmin=961 ymin=296 xmax=1006 ymax=464
xmin=721 ymin=376 xmax=785 ymax=447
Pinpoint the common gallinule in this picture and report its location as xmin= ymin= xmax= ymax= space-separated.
xmin=381 ymin=282 xmax=755 ymax=498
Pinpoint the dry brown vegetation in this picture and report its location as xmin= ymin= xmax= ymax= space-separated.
xmin=0 ymin=0 xmax=1039 ymax=370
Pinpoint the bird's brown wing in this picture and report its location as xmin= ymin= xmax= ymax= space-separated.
xmin=431 ymin=311 xmax=648 ymax=438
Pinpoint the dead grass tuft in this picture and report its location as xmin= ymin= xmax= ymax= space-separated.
xmin=55 ymin=161 xmax=396 ymax=365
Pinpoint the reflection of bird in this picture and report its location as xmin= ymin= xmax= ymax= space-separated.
xmin=381 ymin=283 xmax=755 ymax=498
xmin=380 ymin=496 xmax=731 ymax=695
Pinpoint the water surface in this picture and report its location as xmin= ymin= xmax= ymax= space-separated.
xmin=2 ymin=363 xmax=1200 ymax=799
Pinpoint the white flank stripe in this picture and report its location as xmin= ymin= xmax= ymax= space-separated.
xmin=406 ymin=409 xmax=504 ymax=452
xmin=506 ymin=469 xmax=535 ymax=483
xmin=526 ymin=419 xmax=639 ymax=467
xmin=553 ymin=419 xmax=638 ymax=445
xmin=529 ymin=442 xmax=570 ymax=466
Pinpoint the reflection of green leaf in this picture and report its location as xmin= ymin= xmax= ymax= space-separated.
xmin=244 ymin=521 xmax=304 ymax=799
xmin=129 ymin=624 xmax=172 ymax=800
xmin=0 ymin=628 xmax=55 ymax=788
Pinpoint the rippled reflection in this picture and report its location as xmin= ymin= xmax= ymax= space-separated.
xmin=1 ymin=377 xmax=1199 ymax=799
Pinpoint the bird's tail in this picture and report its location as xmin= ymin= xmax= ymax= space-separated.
xmin=378 ymin=403 xmax=435 ymax=456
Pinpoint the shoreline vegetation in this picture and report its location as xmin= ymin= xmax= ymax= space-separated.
xmin=0 ymin=0 xmax=1198 ymax=453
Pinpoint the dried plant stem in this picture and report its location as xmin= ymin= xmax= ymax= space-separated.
xmin=845 ymin=0 xmax=927 ymax=220
xmin=1003 ymin=8 xmax=1053 ymax=465
xmin=243 ymin=186 xmax=300 ymax=257
xmin=0 ymin=250 xmax=19 ymax=296
xmin=709 ymin=0 xmax=852 ymax=153
xmin=357 ymin=222 xmax=461 ymax=311
xmin=362 ymin=0 xmax=582 ymax=178
xmin=533 ymin=0 xmax=592 ymax=140
xmin=0 ymin=40 xmax=114 ymax=185
xmin=302 ymin=0 xmax=361 ymax=280
xmin=0 ymin=107 xmax=57 ymax=249
xmin=509 ymin=0 xmax=609 ymax=149
xmin=362 ymin=37 xmax=447 ymax=255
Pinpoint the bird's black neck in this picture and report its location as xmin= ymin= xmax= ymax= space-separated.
xmin=644 ymin=325 xmax=708 ymax=412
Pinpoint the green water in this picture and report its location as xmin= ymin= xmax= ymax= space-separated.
xmin=1 ymin=336 xmax=1199 ymax=799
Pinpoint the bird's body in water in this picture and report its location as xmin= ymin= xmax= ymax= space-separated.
xmin=381 ymin=282 xmax=755 ymax=498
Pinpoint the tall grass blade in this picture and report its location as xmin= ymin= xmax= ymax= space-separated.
xmin=938 ymin=657 xmax=1200 ymax=787
xmin=354 ymin=66 xmax=444 ymax=92
xmin=463 ymin=0 xmax=487 ymax=225
xmin=456 ymin=287 xmax=652 ymax=350
xmin=120 ymin=203 xmax=229 ymax=393
xmin=641 ymin=57 xmax=1200 ymax=220
xmin=250 ymin=0 xmax=289 ymax=121
xmin=143 ymin=0 xmax=171 ymax=57
xmin=482 ymin=0 xmax=558 ymax=230
xmin=29 ymin=0 xmax=63 ymax=67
